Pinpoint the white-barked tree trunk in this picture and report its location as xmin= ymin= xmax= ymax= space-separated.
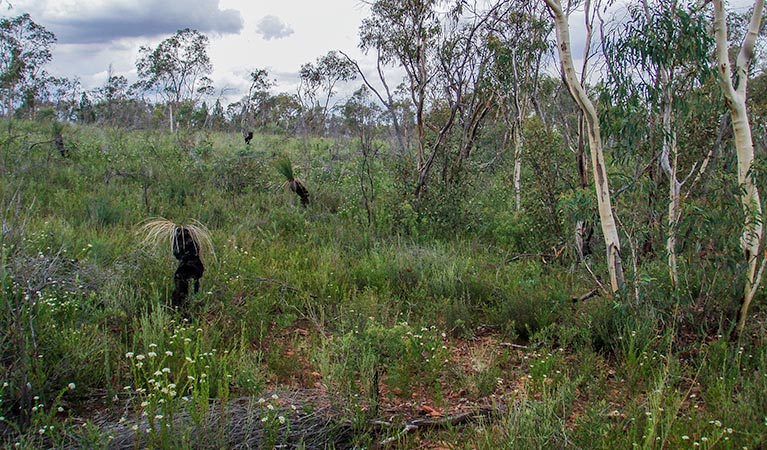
xmin=545 ymin=0 xmax=625 ymax=292
xmin=712 ymin=0 xmax=765 ymax=333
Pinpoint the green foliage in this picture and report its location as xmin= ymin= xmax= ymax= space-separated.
xmin=0 ymin=14 xmax=56 ymax=119
xmin=86 ymin=193 xmax=125 ymax=227
xmin=274 ymin=156 xmax=295 ymax=182
xmin=603 ymin=2 xmax=713 ymax=106
xmin=483 ymin=209 xmax=537 ymax=252
xmin=318 ymin=318 xmax=449 ymax=402
xmin=697 ymin=339 xmax=767 ymax=447
xmin=488 ymin=260 xmax=571 ymax=340
xmin=211 ymin=152 xmax=269 ymax=195
xmin=519 ymin=117 xmax=574 ymax=243
xmin=0 ymin=120 xmax=765 ymax=448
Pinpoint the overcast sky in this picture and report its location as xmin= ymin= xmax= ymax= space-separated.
xmin=4 ymin=0 xmax=374 ymax=104
xmin=2 ymin=0 xmax=761 ymax=106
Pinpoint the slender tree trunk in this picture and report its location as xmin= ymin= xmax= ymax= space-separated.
xmin=512 ymin=122 xmax=523 ymax=211
xmin=414 ymin=104 xmax=458 ymax=199
xmin=643 ymin=0 xmax=681 ymax=289
xmin=168 ymin=102 xmax=175 ymax=133
xmin=546 ymin=0 xmax=625 ymax=293
xmin=511 ymin=48 xmax=524 ymax=212
xmin=575 ymin=112 xmax=591 ymax=261
xmin=531 ymin=52 xmax=547 ymax=128
xmin=660 ymin=85 xmax=681 ymax=289
xmin=342 ymin=50 xmax=408 ymax=157
xmin=415 ymin=38 xmax=427 ymax=183
xmin=575 ymin=0 xmax=595 ymax=265
xmin=712 ymin=0 xmax=765 ymax=333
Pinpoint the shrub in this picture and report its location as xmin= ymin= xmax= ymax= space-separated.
xmin=316 ymin=319 xmax=450 ymax=404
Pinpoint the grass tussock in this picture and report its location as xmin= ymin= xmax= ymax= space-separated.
xmin=138 ymin=217 xmax=216 ymax=260
xmin=0 ymin=122 xmax=765 ymax=449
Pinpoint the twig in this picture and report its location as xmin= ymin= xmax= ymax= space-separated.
xmin=106 ymin=169 xmax=151 ymax=183
xmin=28 ymin=139 xmax=55 ymax=151
xmin=571 ymin=287 xmax=601 ymax=303
xmin=615 ymin=211 xmax=640 ymax=303
xmin=499 ymin=342 xmax=529 ymax=349
xmin=255 ymin=277 xmax=300 ymax=293
xmin=746 ymin=254 xmax=767 ymax=305
xmin=580 ymin=257 xmax=606 ymax=294
xmin=379 ymin=408 xmax=501 ymax=446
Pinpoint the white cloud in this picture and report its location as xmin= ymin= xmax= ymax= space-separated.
xmin=255 ymin=15 xmax=293 ymax=41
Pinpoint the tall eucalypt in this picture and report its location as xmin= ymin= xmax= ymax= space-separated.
xmin=545 ymin=0 xmax=625 ymax=293
xmin=712 ymin=0 xmax=766 ymax=335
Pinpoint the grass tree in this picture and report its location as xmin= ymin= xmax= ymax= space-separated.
xmin=545 ymin=0 xmax=625 ymax=293
xmin=712 ymin=0 xmax=765 ymax=334
xmin=138 ymin=217 xmax=215 ymax=259
xmin=276 ymin=157 xmax=310 ymax=207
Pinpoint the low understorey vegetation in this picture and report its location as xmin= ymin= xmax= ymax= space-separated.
xmin=0 ymin=122 xmax=765 ymax=449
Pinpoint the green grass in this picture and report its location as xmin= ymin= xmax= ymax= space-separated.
xmin=0 ymin=119 xmax=765 ymax=448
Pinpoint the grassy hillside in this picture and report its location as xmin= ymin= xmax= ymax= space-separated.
xmin=0 ymin=120 xmax=765 ymax=449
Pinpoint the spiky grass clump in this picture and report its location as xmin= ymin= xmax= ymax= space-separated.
xmin=275 ymin=156 xmax=309 ymax=206
xmin=50 ymin=120 xmax=64 ymax=135
xmin=275 ymin=157 xmax=295 ymax=182
xmin=138 ymin=217 xmax=215 ymax=260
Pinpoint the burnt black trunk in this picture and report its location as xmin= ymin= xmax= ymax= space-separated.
xmin=171 ymin=227 xmax=205 ymax=307
xmin=291 ymin=180 xmax=310 ymax=207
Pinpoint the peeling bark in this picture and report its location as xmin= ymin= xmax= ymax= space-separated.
xmin=545 ymin=0 xmax=625 ymax=293
xmin=712 ymin=0 xmax=765 ymax=333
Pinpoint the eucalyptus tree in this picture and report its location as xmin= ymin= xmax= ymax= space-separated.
xmin=604 ymin=1 xmax=713 ymax=288
xmin=342 ymin=86 xmax=383 ymax=226
xmin=208 ymin=98 xmax=227 ymax=131
xmin=93 ymin=64 xmax=130 ymax=126
xmin=358 ymin=0 xmax=442 ymax=196
xmin=340 ymin=48 xmax=408 ymax=156
xmin=425 ymin=1 xmax=506 ymax=193
xmin=487 ymin=2 xmax=552 ymax=211
xmin=563 ymin=0 xmax=604 ymax=263
xmin=545 ymin=0 xmax=625 ymax=293
xmin=236 ymin=92 xmax=302 ymax=134
xmin=268 ymin=93 xmax=303 ymax=133
xmin=45 ymin=75 xmax=81 ymax=122
xmin=240 ymin=68 xmax=274 ymax=131
xmin=136 ymin=28 xmax=214 ymax=132
xmin=77 ymin=92 xmax=96 ymax=124
xmin=712 ymin=0 xmax=765 ymax=334
xmin=297 ymin=51 xmax=356 ymax=134
xmin=359 ymin=0 xmax=505 ymax=198
xmin=0 ymin=13 xmax=55 ymax=118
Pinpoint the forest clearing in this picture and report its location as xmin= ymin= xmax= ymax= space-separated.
xmin=2 ymin=0 xmax=767 ymax=448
